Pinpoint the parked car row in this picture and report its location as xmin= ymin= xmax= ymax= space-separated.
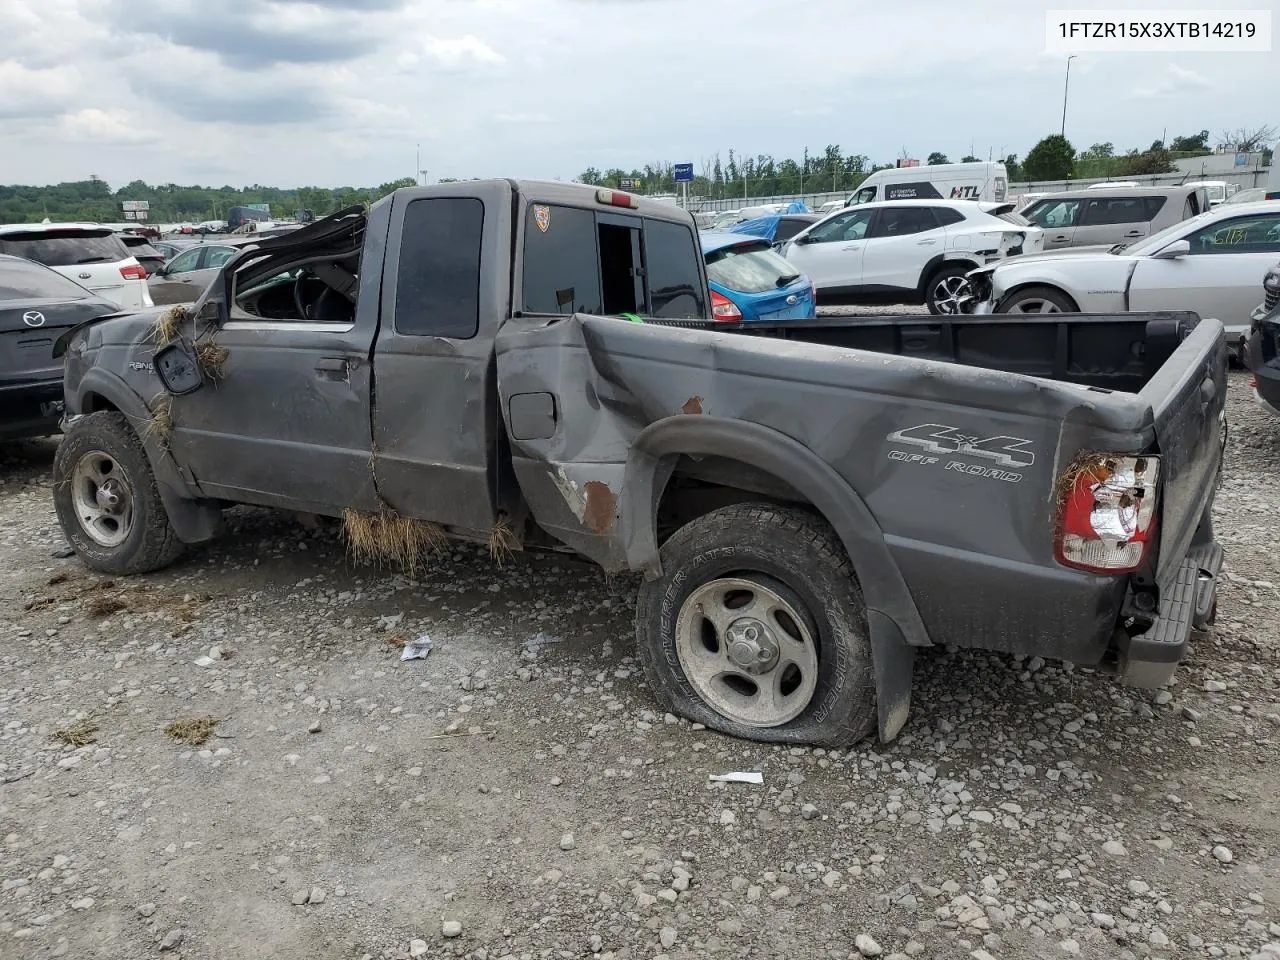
xmin=972 ymin=201 xmax=1280 ymax=357
xmin=780 ymin=199 xmax=1041 ymax=313
xmin=0 ymin=255 xmax=121 ymax=440
xmin=0 ymin=223 xmax=152 ymax=310
xmin=1019 ymin=185 xmax=1210 ymax=250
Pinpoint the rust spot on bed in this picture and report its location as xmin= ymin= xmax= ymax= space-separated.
xmin=582 ymin=481 xmax=617 ymax=534
xmin=681 ymin=395 xmax=704 ymax=415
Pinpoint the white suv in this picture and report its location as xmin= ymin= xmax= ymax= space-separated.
xmin=0 ymin=224 xmax=153 ymax=310
xmin=781 ymin=199 xmax=1043 ymax=314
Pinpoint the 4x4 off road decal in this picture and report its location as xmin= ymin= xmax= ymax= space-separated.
xmin=886 ymin=423 xmax=1034 ymax=483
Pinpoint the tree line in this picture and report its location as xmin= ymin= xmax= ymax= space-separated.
xmin=0 ymin=176 xmax=419 ymax=225
xmin=576 ymin=127 xmax=1274 ymax=196
xmin=2 ymin=126 xmax=1271 ymax=223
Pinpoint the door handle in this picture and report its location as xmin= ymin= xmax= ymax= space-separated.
xmin=315 ymin=357 xmax=348 ymax=379
xmin=840 ymin=244 xmax=861 ymax=251
xmin=1124 ymin=231 xmax=1143 ymax=237
xmin=1053 ymin=234 xmax=1068 ymax=240
xmin=916 ymin=239 xmax=937 ymax=245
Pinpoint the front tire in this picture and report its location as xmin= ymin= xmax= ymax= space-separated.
xmin=53 ymin=411 xmax=184 ymax=575
xmin=635 ymin=504 xmax=876 ymax=747
xmin=926 ymin=264 xmax=978 ymax=315
xmin=997 ymin=285 xmax=1077 ymax=314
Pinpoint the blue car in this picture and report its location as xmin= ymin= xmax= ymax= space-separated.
xmin=701 ymin=232 xmax=816 ymax=323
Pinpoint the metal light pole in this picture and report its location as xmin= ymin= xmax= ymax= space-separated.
xmin=1060 ymin=55 xmax=1077 ymax=138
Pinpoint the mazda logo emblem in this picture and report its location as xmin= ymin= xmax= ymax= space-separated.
xmin=22 ymin=311 xmax=45 ymax=327
xmin=786 ymin=295 xmax=798 ymax=305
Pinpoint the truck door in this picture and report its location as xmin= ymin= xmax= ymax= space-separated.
xmin=370 ymin=183 xmax=515 ymax=536
xmin=165 ymin=209 xmax=380 ymax=514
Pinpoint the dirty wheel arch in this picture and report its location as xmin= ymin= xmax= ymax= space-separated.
xmin=635 ymin=503 xmax=876 ymax=747
xmin=52 ymin=411 xmax=185 ymax=575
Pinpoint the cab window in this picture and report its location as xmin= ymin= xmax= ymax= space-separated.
xmin=521 ymin=204 xmax=706 ymax=319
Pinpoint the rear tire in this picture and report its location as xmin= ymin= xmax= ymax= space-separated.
xmin=635 ymin=504 xmax=876 ymax=747
xmin=997 ymin=285 xmax=1077 ymax=314
xmin=925 ymin=264 xmax=978 ymax=315
xmin=53 ymin=411 xmax=184 ymax=575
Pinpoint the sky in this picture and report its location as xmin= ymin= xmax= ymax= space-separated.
xmin=0 ymin=0 xmax=1275 ymax=190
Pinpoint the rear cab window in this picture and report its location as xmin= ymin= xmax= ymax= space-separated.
xmin=0 ymin=230 xmax=129 ymax=267
xmin=521 ymin=203 xmax=706 ymax=320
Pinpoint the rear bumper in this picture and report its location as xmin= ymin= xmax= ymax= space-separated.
xmin=1246 ymin=327 xmax=1280 ymax=415
xmin=1115 ymin=541 xmax=1222 ymax=689
xmin=0 ymin=379 xmax=64 ymax=441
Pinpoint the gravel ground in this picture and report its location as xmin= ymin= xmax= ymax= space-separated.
xmin=1 ymin=370 xmax=1278 ymax=960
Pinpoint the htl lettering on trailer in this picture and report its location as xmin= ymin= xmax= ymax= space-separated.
xmin=886 ymin=423 xmax=1034 ymax=484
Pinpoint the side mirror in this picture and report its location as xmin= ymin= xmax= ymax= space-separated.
xmin=154 ymin=338 xmax=204 ymax=396
xmin=1154 ymin=239 xmax=1191 ymax=260
xmin=153 ymin=264 xmax=167 ymax=277
xmin=195 ymin=298 xmax=223 ymax=326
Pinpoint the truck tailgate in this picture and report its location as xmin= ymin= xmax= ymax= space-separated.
xmin=1139 ymin=319 xmax=1226 ymax=582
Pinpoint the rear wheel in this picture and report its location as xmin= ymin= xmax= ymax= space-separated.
xmin=635 ymin=504 xmax=876 ymax=747
xmin=998 ymin=285 xmax=1077 ymax=314
xmin=53 ymin=412 xmax=184 ymax=575
xmin=926 ymin=264 xmax=978 ymax=315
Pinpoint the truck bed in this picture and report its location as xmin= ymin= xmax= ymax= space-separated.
xmin=729 ymin=311 xmax=1199 ymax=394
xmin=496 ymin=308 xmax=1226 ymax=666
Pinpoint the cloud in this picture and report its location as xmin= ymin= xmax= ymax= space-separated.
xmin=99 ymin=0 xmax=397 ymax=68
xmin=162 ymin=87 xmax=332 ymax=125
xmin=0 ymin=61 xmax=81 ymax=119
xmin=1131 ymin=63 xmax=1212 ymax=99
xmin=58 ymin=109 xmax=160 ymax=144
xmin=420 ymin=35 xmax=505 ymax=69
xmin=0 ymin=0 xmax=1275 ymax=193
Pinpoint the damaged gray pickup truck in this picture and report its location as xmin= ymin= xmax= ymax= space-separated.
xmin=51 ymin=180 xmax=1228 ymax=747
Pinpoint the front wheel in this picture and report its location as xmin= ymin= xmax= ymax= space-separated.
xmin=997 ymin=285 xmax=1077 ymax=314
xmin=53 ymin=411 xmax=184 ymax=575
xmin=635 ymin=504 xmax=876 ymax=747
xmin=926 ymin=265 xmax=978 ymax=315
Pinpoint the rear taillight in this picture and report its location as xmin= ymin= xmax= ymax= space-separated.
xmin=710 ymin=290 xmax=743 ymax=322
xmin=1055 ymin=455 xmax=1159 ymax=574
xmin=120 ymin=264 xmax=147 ymax=280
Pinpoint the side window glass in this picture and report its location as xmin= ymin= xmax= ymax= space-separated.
xmin=643 ymin=219 xmax=706 ymax=319
xmin=932 ymin=207 xmax=965 ymax=227
xmin=806 ymin=213 xmax=854 ymax=244
xmin=871 ymin=207 xmax=937 ymax=237
xmin=1142 ymin=197 xmax=1167 ymax=221
xmin=522 ymin=205 xmax=601 ymax=315
xmin=204 ymin=247 xmax=237 ymax=269
xmin=1027 ymin=199 xmax=1081 ymax=229
xmin=1085 ymin=198 xmax=1149 ymax=226
xmin=852 ymin=187 xmax=876 ymax=205
xmin=1186 ymin=215 xmax=1280 ymax=255
xmin=395 ymin=197 xmax=483 ymax=338
xmin=167 ymin=248 xmax=202 ymax=274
